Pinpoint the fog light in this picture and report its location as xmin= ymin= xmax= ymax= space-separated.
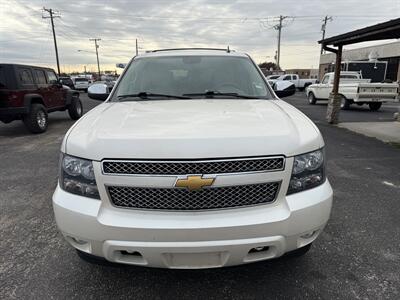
xmin=301 ymin=230 xmax=317 ymax=239
xmin=71 ymin=237 xmax=87 ymax=245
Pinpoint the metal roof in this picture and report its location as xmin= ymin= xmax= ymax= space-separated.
xmin=319 ymin=18 xmax=400 ymax=46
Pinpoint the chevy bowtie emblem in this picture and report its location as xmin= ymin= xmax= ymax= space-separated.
xmin=175 ymin=175 xmax=215 ymax=191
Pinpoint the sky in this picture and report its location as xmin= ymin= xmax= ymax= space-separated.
xmin=1 ymin=0 xmax=399 ymax=74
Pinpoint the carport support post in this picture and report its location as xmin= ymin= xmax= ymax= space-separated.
xmin=326 ymin=45 xmax=343 ymax=124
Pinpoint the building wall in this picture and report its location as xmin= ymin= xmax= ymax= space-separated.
xmin=319 ymin=41 xmax=400 ymax=81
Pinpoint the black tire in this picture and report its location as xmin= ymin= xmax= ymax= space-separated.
xmin=76 ymin=250 xmax=122 ymax=267
xmin=308 ymin=92 xmax=317 ymax=105
xmin=298 ymin=87 xmax=305 ymax=92
xmin=369 ymin=102 xmax=382 ymax=111
xmin=340 ymin=95 xmax=351 ymax=110
xmin=285 ymin=243 xmax=312 ymax=258
xmin=23 ymin=103 xmax=48 ymax=133
xmin=68 ymin=96 xmax=83 ymax=120
xmin=84 ymin=88 xmax=88 ymax=93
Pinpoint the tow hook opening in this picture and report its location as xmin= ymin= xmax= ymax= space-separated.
xmin=244 ymin=245 xmax=276 ymax=262
xmin=248 ymin=246 xmax=270 ymax=254
xmin=120 ymin=250 xmax=142 ymax=257
xmin=114 ymin=250 xmax=147 ymax=265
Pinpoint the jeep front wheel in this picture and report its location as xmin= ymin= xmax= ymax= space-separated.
xmin=68 ymin=96 xmax=83 ymax=120
xmin=23 ymin=103 xmax=48 ymax=133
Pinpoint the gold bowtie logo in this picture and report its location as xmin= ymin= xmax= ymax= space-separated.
xmin=175 ymin=175 xmax=215 ymax=191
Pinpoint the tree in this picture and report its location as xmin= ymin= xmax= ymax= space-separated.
xmin=258 ymin=61 xmax=280 ymax=71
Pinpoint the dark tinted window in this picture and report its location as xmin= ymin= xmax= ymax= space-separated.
xmin=19 ymin=69 xmax=34 ymax=85
xmin=282 ymin=75 xmax=291 ymax=80
xmin=34 ymin=69 xmax=47 ymax=85
xmin=75 ymin=78 xmax=88 ymax=82
xmin=0 ymin=67 xmax=7 ymax=89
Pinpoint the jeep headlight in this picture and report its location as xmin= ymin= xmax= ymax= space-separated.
xmin=287 ymin=149 xmax=325 ymax=195
xmin=60 ymin=154 xmax=100 ymax=199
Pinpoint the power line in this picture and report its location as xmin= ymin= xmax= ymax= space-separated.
xmin=42 ymin=7 xmax=61 ymax=75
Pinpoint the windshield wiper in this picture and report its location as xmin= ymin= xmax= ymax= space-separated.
xmin=118 ymin=92 xmax=191 ymax=100
xmin=183 ymin=91 xmax=261 ymax=99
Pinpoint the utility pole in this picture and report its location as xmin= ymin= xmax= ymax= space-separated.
xmin=89 ymin=38 xmax=101 ymax=78
xmin=42 ymin=7 xmax=61 ymax=75
xmin=320 ymin=16 xmax=333 ymax=54
xmin=273 ymin=15 xmax=289 ymax=70
xmin=135 ymin=38 xmax=138 ymax=56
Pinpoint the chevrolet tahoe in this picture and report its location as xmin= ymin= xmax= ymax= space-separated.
xmin=53 ymin=48 xmax=333 ymax=269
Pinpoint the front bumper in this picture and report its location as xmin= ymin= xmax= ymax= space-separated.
xmin=53 ymin=180 xmax=333 ymax=268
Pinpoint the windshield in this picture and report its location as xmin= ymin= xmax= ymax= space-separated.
xmin=113 ymin=55 xmax=272 ymax=100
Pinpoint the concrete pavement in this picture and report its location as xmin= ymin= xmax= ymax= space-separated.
xmin=338 ymin=121 xmax=400 ymax=143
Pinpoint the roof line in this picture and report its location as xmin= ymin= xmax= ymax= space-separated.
xmin=146 ymin=47 xmax=234 ymax=53
xmin=318 ymin=18 xmax=400 ymax=46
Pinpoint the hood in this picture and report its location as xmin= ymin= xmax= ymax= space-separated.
xmin=64 ymin=99 xmax=323 ymax=160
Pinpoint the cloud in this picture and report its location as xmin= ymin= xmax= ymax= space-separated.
xmin=0 ymin=0 xmax=399 ymax=73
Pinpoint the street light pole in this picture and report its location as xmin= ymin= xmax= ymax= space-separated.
xmin=89 ymin=38 xmax=101 ymax=78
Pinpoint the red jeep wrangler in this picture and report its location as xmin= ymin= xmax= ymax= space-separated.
xmin=0 ymin=64 xmax=83 ymax=133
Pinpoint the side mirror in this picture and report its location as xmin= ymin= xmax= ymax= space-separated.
xmin=315 ymin=80 xmax=320 ymax=84
xmin=273 ymin=81 xmax=296 ymax=98
xmin=88 ymin=83 xmax=109 ymax=101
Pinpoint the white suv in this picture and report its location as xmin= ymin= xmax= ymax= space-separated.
xmin=53 ymin=49 xmax=332 ymax=269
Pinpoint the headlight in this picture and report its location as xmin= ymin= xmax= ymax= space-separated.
xmin=60 ymin=154 xmax=100 ymax=199
xmin=287 ymin=149 xmax=325 ymax=195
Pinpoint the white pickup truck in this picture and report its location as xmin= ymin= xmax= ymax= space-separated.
xmin=306 ymin=71 xmax=399 ymax=111
xmin=273 ymin=74 xmax=318 ymax=91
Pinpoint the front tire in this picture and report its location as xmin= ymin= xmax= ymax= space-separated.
xmin=369 ymin=102 xmax=382 ymax=111
xmin=68 ymin=96 xmax=83 ymax=120
xmin=308 ymin=92 xmax=317 ymax=104
xmin=340 ymin=95 xmax=351 ymax=110
xmin=23 ymin=103 xmax=48 ymax=133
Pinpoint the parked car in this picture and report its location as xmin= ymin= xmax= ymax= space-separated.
xmin=306 ymin=71 xmax=399 ymax=111
xmin=59 ymin=76 xmax=75 ymax=89
xmin=272 ymin=74 xmax=318 ymax=91
xmin=53 ymin=48 xmax=332 ymax=269
xmin=266 ymin=74 xmax=281 ymax=80
xmin=73 ymin=77 xmax=89 ymax=92
xmin=0 ymin=64 xmax=83 ymax=133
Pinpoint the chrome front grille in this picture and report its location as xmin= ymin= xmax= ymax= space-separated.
xmin=107 ymin=182 xmax=281 ymax=211
xmin=102 ymin=157 xmax=285 ymax=175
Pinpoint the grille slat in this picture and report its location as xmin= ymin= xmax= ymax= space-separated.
xmin=108 ymin=182 xmax=280 ymax=211
xmin=103 ymin=157 xmax=284 ymax=175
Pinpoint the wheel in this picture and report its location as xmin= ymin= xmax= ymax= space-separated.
xmin=340 ymin=95 xmax=351 ymax=110
xmin=23 ymin=103 xmax=48 ymax=133
xmin=369 ymin=102 xmax=382 ymax=111
xmin=298 ymin=87 xmax=305 ymax=92
xmin=308 ymin=92 xmax=317 ymax=105
xmin=84 ymin=88 xmax=88 ymax=93
xmin=68 ymin=96 xmax=83 ymax=120
xmin=76 ymin=250 xmax=121 ymax=267
xmin=285 ymin=243 xmax=312 ymax=258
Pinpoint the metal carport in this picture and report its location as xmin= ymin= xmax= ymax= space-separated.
xmin=319 ymin=18 xmax=400 ymax=124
